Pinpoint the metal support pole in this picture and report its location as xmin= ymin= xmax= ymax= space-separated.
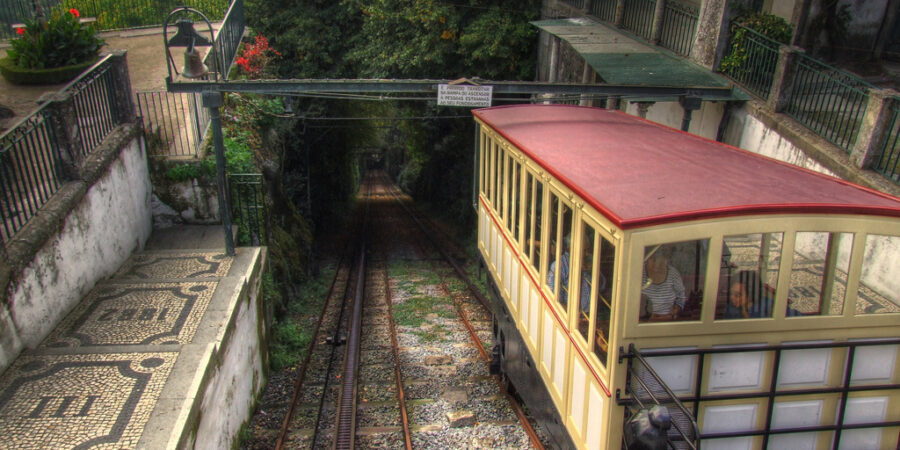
xmin=203 ymin=92 xmax=235 ymax=256
xmin=679 ymin=96 xmax=702 ymax=132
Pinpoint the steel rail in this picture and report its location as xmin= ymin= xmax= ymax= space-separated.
xmin=380 ymin=173 xmax=544 ymax=449
xmin=334 ymin=244 xmax=366 ymax=449
xmin=332 ymin=174 xmax=374 ymax=449
xmin=273 ymin=251 xmax=352 ymax=450
xmin=380 ymin=234 xmax=414 ymax=450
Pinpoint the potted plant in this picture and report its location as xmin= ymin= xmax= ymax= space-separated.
xmin=0 ymin=8 xmax=105 ymax=85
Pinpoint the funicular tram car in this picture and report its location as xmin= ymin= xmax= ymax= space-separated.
xmin=474 ymin=104 xmax=900 ymax=449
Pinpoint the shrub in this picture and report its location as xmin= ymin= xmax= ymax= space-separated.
xmin=7 ymin=8 xmax=104 ymax=70
xmin=719 ymin=12 xmax=793 ymax=74
xmin=235 ymin=35 xmax=281 ymax=79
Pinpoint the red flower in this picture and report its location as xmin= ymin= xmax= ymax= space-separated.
xmin=15 ymin=27 xmax=24 ymax=35
xmin=236 ymin=57 xmax=249 ymax=67
xmin=69 ymin=8 xmax=79 ymax=18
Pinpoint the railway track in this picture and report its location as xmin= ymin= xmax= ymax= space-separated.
xmin=274 ymin=171 xmax=543 ymax=449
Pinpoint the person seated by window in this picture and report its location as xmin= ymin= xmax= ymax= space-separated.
xmin=641 ymin=247 xmax=685 ymax=322
xmin=548 ymin=248 xmax=570 ymax=307
xmin=722 ymin=270 xmax=803 ymax=319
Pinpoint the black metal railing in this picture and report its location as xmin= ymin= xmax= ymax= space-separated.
xmin=874 ymin=98 xmax=900 ymax=184
xmin=720 ymin=24 xmax=781 ymax=100
xmin=65 ymin=57 xmax=120 ymax=157
xmin=590 ymin=0 xmax=618 ymax=22
xmin=620 ymin=344 xmax=700 ymax=450
xmin=229 ymin=173 xmax=267 ymax=246
xmin=622 ymin=0 xmax=656 ymax=41
xmin=135 ymin=91 xmax=209 ymax=157
xmin=784 ymin=53 xmax=874 ymax=153
xmin=0 ymin=56 xmax=124 ymax=241
xmin=659 ymin=0 xmax=698 ymax=56
xmin=622 ymin=339 xmax=900 ymax=449
xmin=1 ymin=0 xmax=230 ymax=39
xmin=0 ymin=108 xmax=62 ymax=241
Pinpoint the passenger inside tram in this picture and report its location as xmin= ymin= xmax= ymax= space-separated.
xmin=721 ymin=270 xmax=804 ymax=319
xmin=640 ymin=246 xmax=686 ymax=322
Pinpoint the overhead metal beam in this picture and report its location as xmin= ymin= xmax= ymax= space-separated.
xmin=166 ymin=77 xmax=740 ymax=101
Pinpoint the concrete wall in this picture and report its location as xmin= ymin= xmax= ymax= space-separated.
xmin=624 ymin=100 xmax=726 ymax=140
xmin=193 ymin=252 xmax=266 ymax=450
xmin=721 ymin=105 xmax=838 ymax=176
xmin=0 ymin=125 xmax=152 ymax=373
xmin=841 ymin=0 xmax=889 ymax=53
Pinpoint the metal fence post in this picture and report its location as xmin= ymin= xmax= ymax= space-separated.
xmin=105 ymin=50 xmax=136 ymax=124
xmin=851 ymin=89 xmax=898 ymax=169
xmin=202 ymin=91 xmax=235 ymax=256
xmin=767 ymin=45 xmax=803 ymax=113
xmin=38 ymin=91 xmax=82 ymax=180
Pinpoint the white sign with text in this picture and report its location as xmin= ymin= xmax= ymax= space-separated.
xmin=437 ymin=84 xmax=492 ymax=107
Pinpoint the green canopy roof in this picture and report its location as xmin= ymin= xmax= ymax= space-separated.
xmin=532 ymin=17 xmax=744 ymax=99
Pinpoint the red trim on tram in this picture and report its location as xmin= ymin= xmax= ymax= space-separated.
xmin=480 ymin=195 xmax=613 ymax=398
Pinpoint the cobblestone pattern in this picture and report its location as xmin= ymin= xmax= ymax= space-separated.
xmin=0 ymin=352 xmax=177 ymax=449
xmin=116 ymin=252 xmax=233 ymax=279
xmin=42 ymin=282 xmax=218 ymax=347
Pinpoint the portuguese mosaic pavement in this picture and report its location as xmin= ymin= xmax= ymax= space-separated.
xmin=0 ymin=251 xmax=237 ymax=449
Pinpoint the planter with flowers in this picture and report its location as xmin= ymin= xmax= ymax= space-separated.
xmin=0 ymin=8 xmax=105 ymax=85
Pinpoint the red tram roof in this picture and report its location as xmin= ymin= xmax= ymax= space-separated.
xmin=473 ymin=104 xmax=900 ymax=229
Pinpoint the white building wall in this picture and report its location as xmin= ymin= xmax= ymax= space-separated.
xmin=1 ymin=137 xmax=152 ymax=372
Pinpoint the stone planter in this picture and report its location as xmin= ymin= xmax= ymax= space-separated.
xmin=0 ymin=55 xmax=99 ymax=85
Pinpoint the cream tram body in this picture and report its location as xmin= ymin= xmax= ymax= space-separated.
xmin=474 ymin=104 xmax=900 ymax=449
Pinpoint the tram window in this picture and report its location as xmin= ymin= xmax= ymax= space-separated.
xmin=486 ymin=141 xmax=494 ymax=204
xmin=523 ymin=173 xmax=533 ymax=256
xmin=531 ymin=180 xmax=544 ymax=273
xmin=577 ymin=223 xmax=597 ymax=343
xmin=512 ymin=161 xmax=522 ymax=242
xmin=506 ymin=155 xmax=515 ymax=234
xmin=716 ymin=233 xmax=783 ymax=320
xmin=546 ymin=194 xmax=573 ymax=310
xmin=788 ymin=232 xmax=853 ymax=316
xmin=857 ymin=234 xmax=900 ymax=315
xmin=594 ymin=236 xmax=614 ymax=366
xmin=640 ymin=239 xmax=708 ymax=322
xmin=496 ymin=146 xmax=505 ymax=217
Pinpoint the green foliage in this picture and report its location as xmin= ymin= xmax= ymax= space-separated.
xmin=165 ymin=162 xmax=207 ymax=182
xmin=345 ymin=0 xmax=538 ymax=79
xmin=719 ymin=12 xmax=792 ymax=74
xmin=7 ymin=8 xmax=104 ymax=70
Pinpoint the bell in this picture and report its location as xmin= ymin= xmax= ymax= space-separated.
xmin=168 ymin=18 xmax=212 ymax=48
xmin=182 ymin=48 xmax=209 ymax=79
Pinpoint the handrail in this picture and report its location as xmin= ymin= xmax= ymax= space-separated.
xmin=620 ymin=343 xmax=701 ymax=450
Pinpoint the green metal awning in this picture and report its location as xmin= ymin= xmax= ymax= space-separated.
xmin=532 ymin=18 xmax=748 ymax=101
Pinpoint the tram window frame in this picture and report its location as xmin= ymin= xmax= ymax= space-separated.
xmin=530 ymin=176 xmax=544 ymax=274
xmin=479 ymin=132 xmax=487 ymax=197
xmin=496 ymin=144 xmax=504 ymax=217
xmin=545 ymin=191 xmax=574 ymax=314
xmin=506 ymin=154 xmax=516 ymax=235
xmin=523 ymin=172 xmax=534 ymax=258
xmin=715 ymin=232 xmax=784 ymax=321
xmin=512 ymin=160 xmax=522 ymax=243
xmin=858 ymin=233 xmax=900 ymax=315
xmin=788 ymin=231 xmax=854 ymax=317
xmin=638 ymin=238 xmax=709 ymax=323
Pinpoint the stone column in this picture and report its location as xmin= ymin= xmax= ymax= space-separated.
xmin=767 ymin=45 xmax=804 ymax=113
xmin=650 ymin=0 xmax=667 ymax=44
xmin=579 ymin=62 xmax=595 ymax=107
xmin=614 ymin=0 xmax=625 ymax=27
xmin=105 ymin=50 xmax=135 ymax=124
xmin=851 ymin=89 xmax=898 ymax=169
xmin=548 ymin=36 xmax=560 ymax=83
xmin=689 ymin=0 xmax=743 ymax=70
xmin=38 ymin=91 xmax=82 ymax=180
